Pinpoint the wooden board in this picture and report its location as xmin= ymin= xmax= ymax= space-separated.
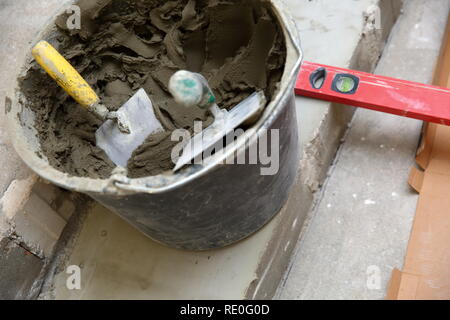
xmin=387 ymin=13 xmax=450 ymax=300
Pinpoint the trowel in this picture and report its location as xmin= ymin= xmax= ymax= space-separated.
xmin=168 ymin=70 xmax=266 ymax=171
xmin=32 ymin=41 xmax=165 ymax=168
xmin=169 ymin=61 xmax=450 ymax=172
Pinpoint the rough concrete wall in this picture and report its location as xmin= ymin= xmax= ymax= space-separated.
xmin=0 ymin=180 xmax=80 ymax=299
xmin=0 ymin=0 xmax=68 ymax=223
xmin=0 ymin=0 xmax=76 ymax=299
xmin=0 ymin=238 xmax=44 ymax=300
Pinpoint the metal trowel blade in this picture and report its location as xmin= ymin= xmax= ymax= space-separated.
xmin=173 ymin=91 xmax=266 ymax=172
xmin=96 ymin=88 xmax=165 ymax=168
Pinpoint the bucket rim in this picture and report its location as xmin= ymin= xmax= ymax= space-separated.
xmin=6 ymin=0 xmax=303 ymax=196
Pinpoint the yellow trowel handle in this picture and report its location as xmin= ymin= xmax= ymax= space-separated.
xmin=32 ymin=41 xmax=99 ymax=108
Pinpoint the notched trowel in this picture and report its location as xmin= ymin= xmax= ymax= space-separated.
xmin=169 ymin=70 xmax=266 ymax=172
xmin=32 ymin=41 xmax=164 ymax=168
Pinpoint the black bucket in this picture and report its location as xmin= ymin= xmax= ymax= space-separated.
xmin=6 ymin=0 xmax=302 ymax=250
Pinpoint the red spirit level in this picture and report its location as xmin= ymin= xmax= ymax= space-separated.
xmin=296 ymin=61 xmax=450 ymax=125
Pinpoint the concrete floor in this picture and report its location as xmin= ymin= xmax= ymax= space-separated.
xmin=278 ymin=0 xmax=450 ymax=300
xmin=0 ymin=0 xmax=444 ymax=300
xmin=42 ymin=0 xmax=398 ymax=300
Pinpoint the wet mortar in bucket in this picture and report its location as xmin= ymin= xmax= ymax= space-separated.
xmin=9 ymin=0 xmax=301 ymax=250
xmin=19 ymin=0 xmax=287 ymax=179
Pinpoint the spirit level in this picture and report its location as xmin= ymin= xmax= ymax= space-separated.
xmin=296 ymin=61 xmax=450 ymax=125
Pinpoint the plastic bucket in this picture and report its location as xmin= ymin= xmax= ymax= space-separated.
xmin=6 ymin=0 xmax=302 ymax=250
